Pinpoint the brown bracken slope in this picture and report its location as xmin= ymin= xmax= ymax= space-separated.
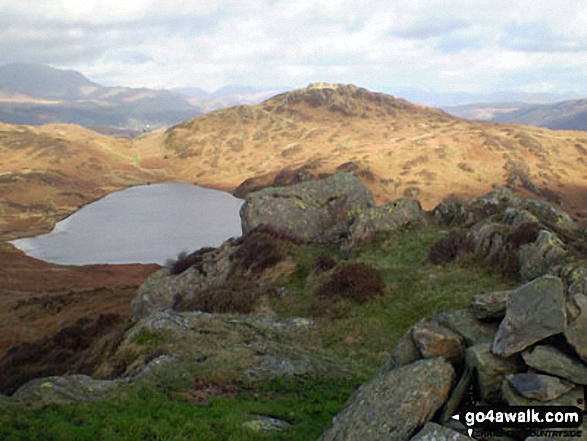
xmin=2 ymin=82 xmax=587 ymax=358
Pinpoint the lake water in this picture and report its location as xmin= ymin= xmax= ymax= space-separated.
xmin=10 ymin=182 xmax=244 ymax=265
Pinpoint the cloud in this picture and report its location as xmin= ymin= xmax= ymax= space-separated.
xmin=1 ymin=0 xmax=587 ymax=94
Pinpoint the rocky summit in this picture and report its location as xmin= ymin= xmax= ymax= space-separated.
xmin=2 ymin=173 xmax=587 ymax=441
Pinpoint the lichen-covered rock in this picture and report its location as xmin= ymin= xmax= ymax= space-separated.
xmin=411 ymin=322 xmax=464 ymax=364
xmin=466 ymin=343 xmax=524 ymax=401
xmin=522 ymin=346 xmax=587 ymax=386
xmin=409 ymin=422 xmax=471 ymax=441
xmin=240 ymin=173 xmax=374 ymax=244
xmin=131 ymin=242 xmax=233 ymax=321
xmin=471 ymin=290 xmax=511 ymax=321
xmin=520 ymin=199 xmax=579 ymax=233
xmin=320 ymin=358 xmax=455 ymax=441
xmin=492 ymin=276 xmax=566 ymax=357
xmin=504 ymin=373 xmax=575 ymax=401
xmin=11 ymin=375 xmax=124 ymax=407
xmin=434 ymin=309 xmax=498 ymax=346
xmin=518 ymin=231 xmax=566 ymax=282
xmin=350 ymin=198 xmax=426 ymax=243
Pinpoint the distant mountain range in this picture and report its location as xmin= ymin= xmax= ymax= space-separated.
xmin=0 ymin=63 xmax=203 ymax=136
xmin=444 ymin=98 xmax=587 ymax=131
xmin=2 ymin=63 xmax=587 ymax=135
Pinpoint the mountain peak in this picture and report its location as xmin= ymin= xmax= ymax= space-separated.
xmin=262 ymin=82 xmax=450 ymax=120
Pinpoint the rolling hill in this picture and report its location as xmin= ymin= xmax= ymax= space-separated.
xmin=135 ymin=83 xmax=587 ymax=222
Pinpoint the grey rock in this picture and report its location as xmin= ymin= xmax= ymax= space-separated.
xmin=96 ymin=310 xmax=336 ymax=385
xmin=492 ymin=276 xmax=566 ymax=357
xmin=432 ymin=199 xmax=469 ymax=226
xmin=518 ymin=231 xmax=566 ymax=282
xmin=475 ymin=187 xmax=521 ymax=208
xmin=434 ymin=309 xmax=498 ymax=346
xmin=522 ymin=345 xmax=587 ymax=385
xmin=505 ymin=373 xmax=575 ymax=401
xmin=12 ymin=375 xmax=124 ymax=407
xmin=350 ymin=198 xmax=426 ymax=243
xmin=466 ymin=343 xmax=524 ymax=401
xmin=471 ymin=221 xmax=507 ymax=259
xmin=411 ymin=322 xmax=464 ymax=364
xmin=564 ymin=293 xmax=587 ymax=362
xmin=502 ymin=380 xmax=584 ymax=408
xmin=131 ymin=242 xmax=233 ymax=320
xmin=433 ymin=187 xmax=520 ymax=227
xmin=471 ymin=291 xmax=511 ymax=321
xmin=520 ymin=199 xmax=579 ymax=233
xmin=381 ymin=326 xmax=422 ymax=372
xmin=409 ymin=422 xmax=471 ymax=441
xmin=501 ymin=208 xmax=540 ymax=226
xmin=559 ymin=265 xmax=587 ymax=300
xmin=320 ymin=358 xmax=455 ymax=441
xmin=240 ymin=173 xmax=374 ymax=244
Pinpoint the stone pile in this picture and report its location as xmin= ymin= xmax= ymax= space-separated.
xmin=320 ymin=273 xmax=587 ymax=440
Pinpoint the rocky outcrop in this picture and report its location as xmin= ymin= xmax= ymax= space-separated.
xmin=240 ymin=173 xmax=374 ymax=244
xmin=95 ymin=310 xmax=335 ymax=383
xmin=350 ymin=198 xmax=426 ymax=243
xmin=130 ymin=242 xmax=233 ymax=321
xmin=240 ymin=173 xmax=427 ymax=245
xmin=320 ymin=358 xmax=455 ymax=441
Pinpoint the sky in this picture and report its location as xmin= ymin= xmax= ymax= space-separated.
xmin=2 ymin=0 xmax=587 ymax=97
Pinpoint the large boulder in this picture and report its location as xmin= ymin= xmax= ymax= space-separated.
xmin=240 ymin=173 xmax=374 ymax=244
xmin=320 ymin=358 xmax=455 ymax=441
xmin=492 ymin=276 xmax=566 ymax=357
